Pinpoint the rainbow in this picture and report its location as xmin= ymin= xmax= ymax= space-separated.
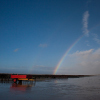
xmin=53 ymin=34 xmax=84 ymax=74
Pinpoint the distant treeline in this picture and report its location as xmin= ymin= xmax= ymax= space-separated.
xmin=0 ymin=73 xmax=92 ymax=79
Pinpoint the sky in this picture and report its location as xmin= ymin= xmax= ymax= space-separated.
xmin=0 ymin=0 xmax=100 ymax=75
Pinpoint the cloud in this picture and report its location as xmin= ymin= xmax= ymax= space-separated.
xmin=93 ymin=33 xmax=100 ymax=44
xmin=59 ymin=48 xmax=100 ymax=75
xmin=82 ymin=11 xmax=89 ymax=36
xmin=14 ymin=48 xmax=19 ymax=52
xmin=70 ymin=49 xmax=93 ymax=57
xmin=85 ymin=40 xmax=90 ymax=46
xmin=39 ymin=44 xmax=47 ymax=47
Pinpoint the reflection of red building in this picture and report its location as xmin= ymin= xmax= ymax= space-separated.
xmin=11 ymin=74 xmax=35 ymax=82
xmin=10 ymin=82 xmax=35 ymax=91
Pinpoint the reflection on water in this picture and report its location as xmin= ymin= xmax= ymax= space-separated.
xmin=10 ymin=81 xmax=36 ymax=92
xmin=0 ymin=76 xmax=100 ymax=100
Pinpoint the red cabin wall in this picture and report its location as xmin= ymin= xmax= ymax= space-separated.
xmin=11 ymin=74 xmax=32 ymax=79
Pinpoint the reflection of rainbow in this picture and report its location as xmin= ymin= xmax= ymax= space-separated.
xmin=53 ymin=34 xmax=84 ymax=75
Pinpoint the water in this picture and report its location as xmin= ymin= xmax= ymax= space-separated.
xmin=0 ymin=76 xmax=100 ymax=100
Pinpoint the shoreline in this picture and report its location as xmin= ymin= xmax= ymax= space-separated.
xmin=0 ymin=73 xmax=94 ymax=79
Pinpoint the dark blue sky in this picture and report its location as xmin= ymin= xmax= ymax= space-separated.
xmin=0 ymin=0 xmax=100 ymax=74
